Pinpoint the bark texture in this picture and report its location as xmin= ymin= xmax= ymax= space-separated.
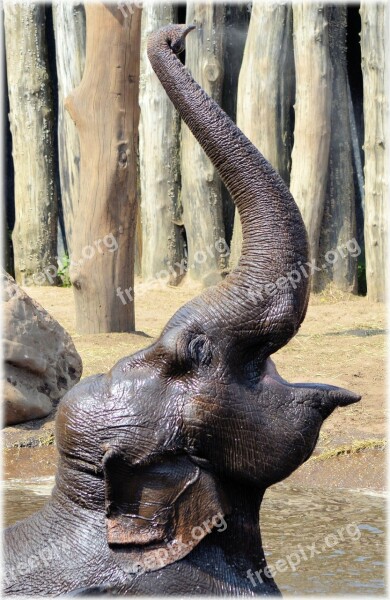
xmin=139 ymin=3 xmax=184 ymax=286
xmin=53 ymin=1 xmax=86 ymax=257
xmin=360 ymin=3 xmax=388 ymax=302
xmin=180 ymin=3 xmax=227 ymax=286
xmin=4 ymin=3 xmax=58 ymax=285
xmin=221 ymin=3 xmax=250 ymax=247
xmin=65 ymin=3 xmax=141 ymax=333
xmin=315 ymin=5 xmax=357 ymax=293
xmin=230 ymin=1 xmax=295 ymax=268
xmin=289 ymin=3 xmax=332 ymax=265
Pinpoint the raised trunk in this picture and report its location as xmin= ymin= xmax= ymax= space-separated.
xmin=4 ymin=3 xmax=58 ymax=286
xmin=139 ymin=3 xmax=184 ymax=286
xmin=148 ymin=25 xmax=309 ymax=360
xmin=315 ymin=5 xmax=358 ymax=293
xmin=289 ymin=4 xmax=332 ymax=265
xmin=65 ymin=3 xmax=141 ymax=333
xmin=52 ymin=1 xmax=86 ymax=258
xmin=179 ymin=3 xmax=227 ymax=286
xmin=360 ymin=3 xmax=388 ymax=302
xmin=229 ymin=1 xmax=295 ymax=269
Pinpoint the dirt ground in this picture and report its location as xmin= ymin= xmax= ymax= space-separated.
xmin=3 ymin=282 xmax=387 ymax=490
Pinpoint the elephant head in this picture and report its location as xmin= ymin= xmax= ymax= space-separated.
xmin=4 ymin=25 xmax=360 ymax=596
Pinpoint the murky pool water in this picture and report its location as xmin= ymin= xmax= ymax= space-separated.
xmin=4 ymin=477 xmax=55 ymax=525
xmin=261 ymin=484 xmax=386 ymax=595
xmin=3 ymin=479 xmax=386 ymax=595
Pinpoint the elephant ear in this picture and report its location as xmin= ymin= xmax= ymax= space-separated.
xmin=103 ymin=450 xmax=229 ymax=573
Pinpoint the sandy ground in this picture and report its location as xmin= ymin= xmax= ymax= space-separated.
xmin=3 ymin=282 xmax=387 ymax=490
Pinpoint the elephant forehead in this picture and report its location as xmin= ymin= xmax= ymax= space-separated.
xmin=55 ymin=369 xmax=187 ymax=465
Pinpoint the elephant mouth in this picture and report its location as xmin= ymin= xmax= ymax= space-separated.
xmin=260 ymin=357 xmax=289 ymax=385
xmin=297 ymin=383 xmax=361 ymax=418
xmin=260 ymin=357 xmax=360 ymax=418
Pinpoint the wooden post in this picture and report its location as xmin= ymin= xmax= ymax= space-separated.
xmin=180 ymin=2 xmax=227 ymax=286
xmin=229 ymin=1 xmax=294 ymax=269
xmin=361 ymin=3 xmax=388 ymax=302
xmin=139 ymin=3 xmax=185 ymax=286
xmin=4 ymin=3 xmax=58 ymax=285
xmin=53 ymin=0 xmax=86 ymax=258
xmin=289 ymin=4 xmax=332 ymax=265
xmin=65 ymin=3 xmax=141 ymax=333
xmin=221 ymin=4 xmax=250 ymax=247
xmin=315 ymin=5 xmax=357 ymax=293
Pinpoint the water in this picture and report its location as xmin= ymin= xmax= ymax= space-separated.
xmin=3 ymin=477 xmax=55 ymax=527
xmin=261 ymin=484 xmax=386 ymax=595
xmin=3 ymin=479 xmax=386 ymax=595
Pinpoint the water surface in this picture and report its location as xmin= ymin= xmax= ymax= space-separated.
xmin=261 ymin=484 xmax=386 ymax=595
xmin=3 ymin=479 xmax=386 ymax=595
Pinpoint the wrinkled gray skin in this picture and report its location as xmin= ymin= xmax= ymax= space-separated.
xmin=4 ymin=25 xmax=360 ymax=596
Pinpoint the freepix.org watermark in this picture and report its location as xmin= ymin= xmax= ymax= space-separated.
xmin=117 ymin=1 xmax=143 ymax=18
xmin=116 ymin=237 xmax=230 ymax=304
xmin=131 ymin=512 xmax=227 ymax=574
xmin=247 ymin=521 xmax=362 ymax=586
xmin=246 ymin=237 xmax=361 ymax=305
xmin=22 ymin=233 xmax=119 ymax=286
xmin=4 ymin=536 xmax=72 ymax=588
xmin=116 ymin=237 xmax=361 ymax=305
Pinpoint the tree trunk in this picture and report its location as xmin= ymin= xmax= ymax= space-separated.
xmin=289 ymin=3 xmax=332 ymax=265
xmin=65 ymin=3 xmax=141 ymax=333
xmin=134 ymin=160 xmax=142 ymax=278
xmin=360 ymin=3 xmax=388 ymax=302
xmin=221 ymin=3 xmax=250 ymax=248
xmin=139 ymin=3 xmax=185 ymax=286
xmin=180 ymin=2 xmax=227 ymax=286
xmin=315 ymin=5 xmax=357 ymax=293
xmin=5 ymin=70 xmax=15 ymax=278
xmin=52 ymin=1 xmax=86 ymax=258
xmin=229 ymin=1 xmax=295 ymax=269
xmin=4 ymin=3 xmax=58 ymax=286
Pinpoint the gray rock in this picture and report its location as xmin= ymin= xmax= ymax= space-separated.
xmin=2 ymin=271 xmax=82 ymax=426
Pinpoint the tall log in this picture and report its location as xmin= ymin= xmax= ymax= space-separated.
xmin=346 ymin=5 xmax=365 ymax=273
xmin=360 ymin=3 xmax=388 ymax=302
xmin=315 ymin=5 xmax=357 ymax=293
xmin=134 ymin=160 xmax=142 ymax=277
xmin=139 ymin=3 xmax=184 ymax=286
xmin=180 ymin=2 xmax=227 ymax=286
xmin=5 ymin=70 xmax=15 ymax=278
xmin=289 ymin=3 xmax=332 ymax=265
xmin=4 ymin=3 xmax=58 ymax=285
xmin=52 ymin=0 xmax=86 ymax=257
xmin=221 ymin=3 xmax=250 ymax=246
xmin=229 ymin=1 xmax=295 ymax=269
xmin=65 ymin=3 xmax=141 ymax=333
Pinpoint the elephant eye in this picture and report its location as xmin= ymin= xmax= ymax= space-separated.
xmin=188 ymin=335 xmax=212 ymax=367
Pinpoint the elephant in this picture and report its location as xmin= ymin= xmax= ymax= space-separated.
xmin=3 ymin=24 xmax=360 ymax=596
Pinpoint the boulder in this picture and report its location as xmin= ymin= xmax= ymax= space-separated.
xmin=2 ymin=271 xmax=82 ymax=426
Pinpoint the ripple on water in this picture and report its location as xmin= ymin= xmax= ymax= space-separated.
xmin=4 ymin=477 xmax=55 ymax=526
xmin=261 ymin=484 xmax=386 ymax=595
